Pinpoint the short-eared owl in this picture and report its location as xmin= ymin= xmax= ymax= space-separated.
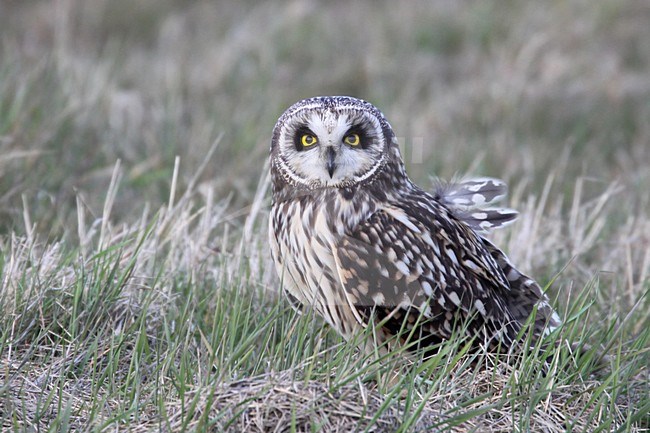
xmin=269 ymin=96 xmax=560 ymax=354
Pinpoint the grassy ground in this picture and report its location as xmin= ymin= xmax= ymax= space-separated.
xmin=1 ymin=0 xmax=649 ymax=431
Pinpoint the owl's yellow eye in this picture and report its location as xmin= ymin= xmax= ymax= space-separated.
xmin=301 ymin=134 xmax=318 ymax=147
xmin=344 ymin=133 xmax=360 ymax=146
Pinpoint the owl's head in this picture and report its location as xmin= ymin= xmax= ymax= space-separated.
xmin=270 ymin=96 xmax=404 ymax=192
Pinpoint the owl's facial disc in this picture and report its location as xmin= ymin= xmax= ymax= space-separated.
xmin=279 ymin=108 xmax=386 ymax=187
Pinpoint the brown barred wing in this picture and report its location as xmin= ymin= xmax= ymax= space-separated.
xmin=431 ymin=177 xmax=519 ymax=233
xmin=481 ymin=238 xmax=561 ymax=337
xmin=333 ymin=202 xmax=522 ymax=351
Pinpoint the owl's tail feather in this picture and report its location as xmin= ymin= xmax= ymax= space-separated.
xmin=483 ymin=239 xmax=611 ymax=371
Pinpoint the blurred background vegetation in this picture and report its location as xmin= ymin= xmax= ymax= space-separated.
xmin=1 ymin=0 xmax=648 ymax=269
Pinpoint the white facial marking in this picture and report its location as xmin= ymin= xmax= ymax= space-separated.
xmin=279 ymin=107 xmax=385 ymax=188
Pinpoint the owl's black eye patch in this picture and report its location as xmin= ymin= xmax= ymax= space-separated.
xmin=345 ymin=125 xmax=372 ymax=149
xmin=294 ymin=126 xmax=318 ymax=151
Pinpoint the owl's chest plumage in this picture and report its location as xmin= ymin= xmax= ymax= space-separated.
xmin=269 ymin=188 xmax=376 ymax=337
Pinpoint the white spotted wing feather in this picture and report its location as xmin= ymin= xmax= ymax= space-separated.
xmin=333 ymin=190 xmax=531 ymax=350
xmin=431 ymin=177 xmax=519 ymax=233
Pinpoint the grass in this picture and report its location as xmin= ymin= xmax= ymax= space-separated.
xmin=1 ymin=0 xmax=649 ymax=431
xmin=1 ymin=200 xmax=647 ymax=431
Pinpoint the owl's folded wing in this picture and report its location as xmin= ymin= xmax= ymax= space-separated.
xmin=332 ymin=202 xmax=523 ymax=348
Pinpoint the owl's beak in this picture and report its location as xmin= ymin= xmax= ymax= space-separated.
xmin=326 ymin=147 xmax=337 ymax=178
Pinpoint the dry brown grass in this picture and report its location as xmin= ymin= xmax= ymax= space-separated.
xmin=3 ymin=344 xmax=641 ymax=432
